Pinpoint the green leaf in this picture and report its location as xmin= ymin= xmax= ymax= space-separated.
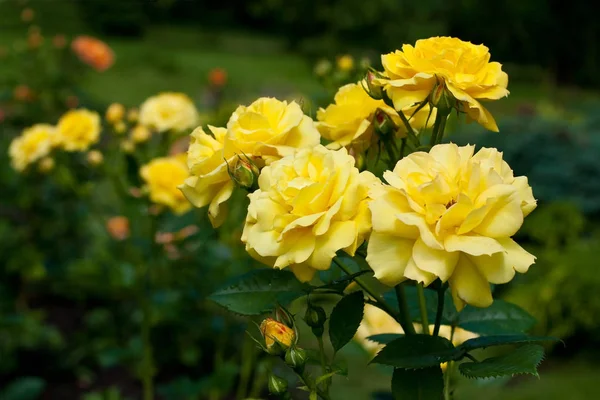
xmin=458 ymin=300 xmax=537 ymax=335
xmin=459 ymin=334 xmax=560 ymax=352
xmin=367 ymin=333 xmax=403 ymax=345
xmin=0 ymin=377 xmax=46 ymax=400
xmin=208 ymin=268 xmax=310 ymax=315
xmin=392 ymin=366 xmax=444 ymax=400
xmin=459 ymin=344 xmax=545 ymax=379
xmin=329 ymin=291 xmax=365 ymax=353
xmin=371 ymin=334 xmax=461 ymax=369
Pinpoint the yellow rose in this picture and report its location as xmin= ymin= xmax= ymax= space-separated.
xmin=337 ymin=55 xmax=354 ymax=72
xmin=179 ymin=125 xmax=234 ymax=227
xmin=140 ymin=156 xmax=191 ymax=214
xmin=224 ymin=97 xmax=321 ymax=164
xmin=260 ymin=318 xmax=296 ymax=354
xmin=316 ymin=82 xmax=435 ymax=151
xmin=139 ymin=92 xmax=199 ymax=133
xmin=9 ymin=124 xmax=57 ymax=171
xmin=242 ymin=145 xmax=378 ymax=282
xmin=131 ymin=124 xmax=151 ymax=143
xmin=57 ymin=109 xmax=101 ymax=151
xmin=105 ymin=103 xmax=125 ymax=124
xmin=367 ymin=143 xmax=536 ymax=310
xmin=379 ymin=37 xmax=509 ymax=131
xmin=87 ymin=150 xmax=104 ymax=166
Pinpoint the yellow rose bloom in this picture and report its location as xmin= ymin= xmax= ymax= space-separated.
xmin=337 ymin=54 xmax=354 ymax=72
xmin=242 ymin=145 xmax=379 ymax=282
xmin=367 ymin=143 xmax=536 ymax=310
xmin=9 ymin=124 xmax=57 ymax=172
xmin=131 ymin=124 xmax=151 ymax=143
xmin=179 ymin=125 xmax=235 ymax=227
xmin=139 ymin=92 xmax=199 ymax=133
xmin=140 ymin=156 xmax=191 ymax=215
xmin=105 ymin=103 xmax=125 ymax=124
xmin=87 ymin=150 xmax=104 ymax=166
xmin=316 ymin=82 xmax=435 ymax=151
xmin=224 ymin=97 xmax=321 ymax=164
xmin=56 ymin=109 xmax=101 ymax=151
xmin=379 ymin=37 xmax=509 ymax=131
xmin=260 ymin=318 xmax=296 ymax=353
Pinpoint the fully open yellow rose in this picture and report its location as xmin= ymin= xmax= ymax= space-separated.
xmin=242 ymin=145 xmax=378 ymax=282
xmin=380 ymin=37 xmax=509 ymax=131
xmin=139 ymin=92 xmax=198 ymax=133
xmin=9 ymin=124 xmax=57 ymax=171
xmin=224 ymin=97 xmax=320 ymax=164
xmin=141 ymin=155 xmax=191 ymax=214
xmin=57 ymin=109 xmax=101 ymax=151
xmin=180 ymin=125 xmax=234 ymax=227
xmin=316 ymin=82 xmax=435 ymax=151
xmin=367 ymin=143 xmax=536 ymax=310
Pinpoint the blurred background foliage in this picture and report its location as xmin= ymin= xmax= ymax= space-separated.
xmin=1 ymin=0 xmax=600 ymax=399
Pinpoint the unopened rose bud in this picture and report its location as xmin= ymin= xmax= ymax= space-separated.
xmin=373 ymin=108 xmax=396 ymax=138
xmin=105 ymin=103 xmax=125 ymax=124
xmin=285 ymin=347 xmax=308 ymax=372
xmin=304 ymin=304 xmax=327 ymax=330
xmin=260 ymin=318 xmax=296 ymax=355
xmin=364 ymin=71 xmax=385 ymax=100
xmin=429 ymin=80 xmax=456 ymax=114
xmin=87 ymin=150 xmax=103 ymax=166
xmin=268 ymin=374 xmax=288 ymax=395
xmin=131 ymin=124 xmax=151 ymax=143
xmin=38 ymin=157 xmax=54 ymax=173
xmin=229 ymin=155 xmax=260 ymax=191
xmin=114 ymin=121 xmax=127 ymax=135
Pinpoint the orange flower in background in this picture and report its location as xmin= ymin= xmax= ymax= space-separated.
xmin=27 ymin=31 xmax=44 ymax=49
xmin=208 ymin=68 xmax=227 ymax=87
xmin=0 ymin=108 xmax=5 ymax=123
xmin=106 ymin=216 xmax=130 ymax=241
xmin=66 ymin=95 xmax=79 ymax=108
xmin=13 ymin=85 xmax=34 ymax=102
xmin=71 ymin=35 xmax=114 ymax=72
xmin=52 ymin=34 xmax=67 ymax=49
xmin=21 ymin=8 xmax=34 ymax=22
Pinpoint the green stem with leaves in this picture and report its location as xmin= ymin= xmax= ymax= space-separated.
xmin=416 ymin=283 xmax=430 ymax=335
xmin=394 ymin=284 xmax=416 ymax=335
xmin=317 ymin=336 xmax=330 ymax=392
xmin=397 ymin=112 xmax=421 ymax=148
xmin=443 ymin=325 xmax=457 ymax=400
xmin=433 ymin=285 xmax=446 ymax=337
xmin=429 ymin=110 xmax=450 ymax=146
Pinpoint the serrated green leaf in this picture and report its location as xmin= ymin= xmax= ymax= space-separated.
xmin=0 ymin=377 xmax=46 ymax=400
xmin=459 ymin=344 xmax=545 ymax=379
xmin=458 ymin=300 xmax=536 ymax=335
xmin=371 ymin=334 xmax=462 ymax=369
xmin=208 ymin=269 xmax=310 ymax=315
xmin=329 ymin=291 xmax=365 ymax=353
xmin=459 ymin=334 xmax=559 ymax=352
xmin=367 ymin=333 xmax=403 ymax=345
xmin=392 ymin=366 xmax=443 ymax=400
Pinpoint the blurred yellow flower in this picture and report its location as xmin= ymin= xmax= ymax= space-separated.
xmin=242 ymin=145 xmax=379 ymax=282
xmin=180 ymin=125 xmax=233 ymax=227
xmin=314 ymin=59 xmax=332 ymax=76
xmin=367 ymin=143 xmax=536 ymax=310
xmin=127 ymin=107 xmax=139 ymax=123
xmin=105 ymin=103 xmax=125 ymax=124
xmin=379 ymin=37 xmax=509 ymax=131
xmin=87 ymin=150 xmax=104 ymax=166
xmin=38 ymin=157 xmax=55 ymax=173
xmin=56 ymin=109 xmax=101 ymax=151
xmin=337 ymin=55 xmax=354 ymax=72
xmin=9 ymin=124 xmax=57 ymax=171
xmin=139 ymin=92 xmax=198 ymax=133
xmin=260 ymin=318 xmax=295 ymax=353
xmin=120 ymin=139 xmax=135 ymax=153
xmin=141 ymin=156 xmax=191 ymax=215
xmin=131 ymin=124 xmax=151 ymax=143
xmin=224 ymin=97 xmax=321 ymax=164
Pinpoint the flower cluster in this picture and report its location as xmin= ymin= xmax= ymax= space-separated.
xmin=139 ymin=92 xmax=199 ymax=133
xmin=141 ymin=154 xmax=191 ymax=215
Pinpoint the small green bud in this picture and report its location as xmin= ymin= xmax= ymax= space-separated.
xmin=429 ymin=79 xmax=456 ymax=114
xmin=268 ymin=374 xmax=288 ymax=395
xmin=304 ymin=305 xmax=327 ymax=329
xmin=373 ymin=108 xmax=396 ymax=138
xmin=364 ymin=70 xmax=385 ymax=100
xmin=285 ymin=347 xmax=308 ymax=371
xmin=228 ymin=154 xmax=260 ymax=191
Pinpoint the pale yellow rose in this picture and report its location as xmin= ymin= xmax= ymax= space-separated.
xmin=141 ymin=156 xmax=191 ymax=214
xmin=9 ymin=124 xmax=57 ymax=171
xmin=367 ymin=143 xmax=536 ymax=310
xmin=56 ymin=109 xmax=101 ymax=151
xmin=139 ymin=92 xmax=199 ymax=133
xmin=224 ymin=97 xmax=321 ymax=164
xmin=316 ymin=82 xmax=435 ymax=151
xmin=379 ymin=37 xmax=509 ymax=131
xmin=242 ymin=145 xmax=379 ymax=282
xmin=86 ymin=150 xmax=104 ymax=166
xmin=179 ymin=125 xmax=234 ymax=227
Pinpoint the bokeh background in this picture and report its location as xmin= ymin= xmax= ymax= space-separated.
xmin=1 ymin=0 xmax=599 ymax=399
